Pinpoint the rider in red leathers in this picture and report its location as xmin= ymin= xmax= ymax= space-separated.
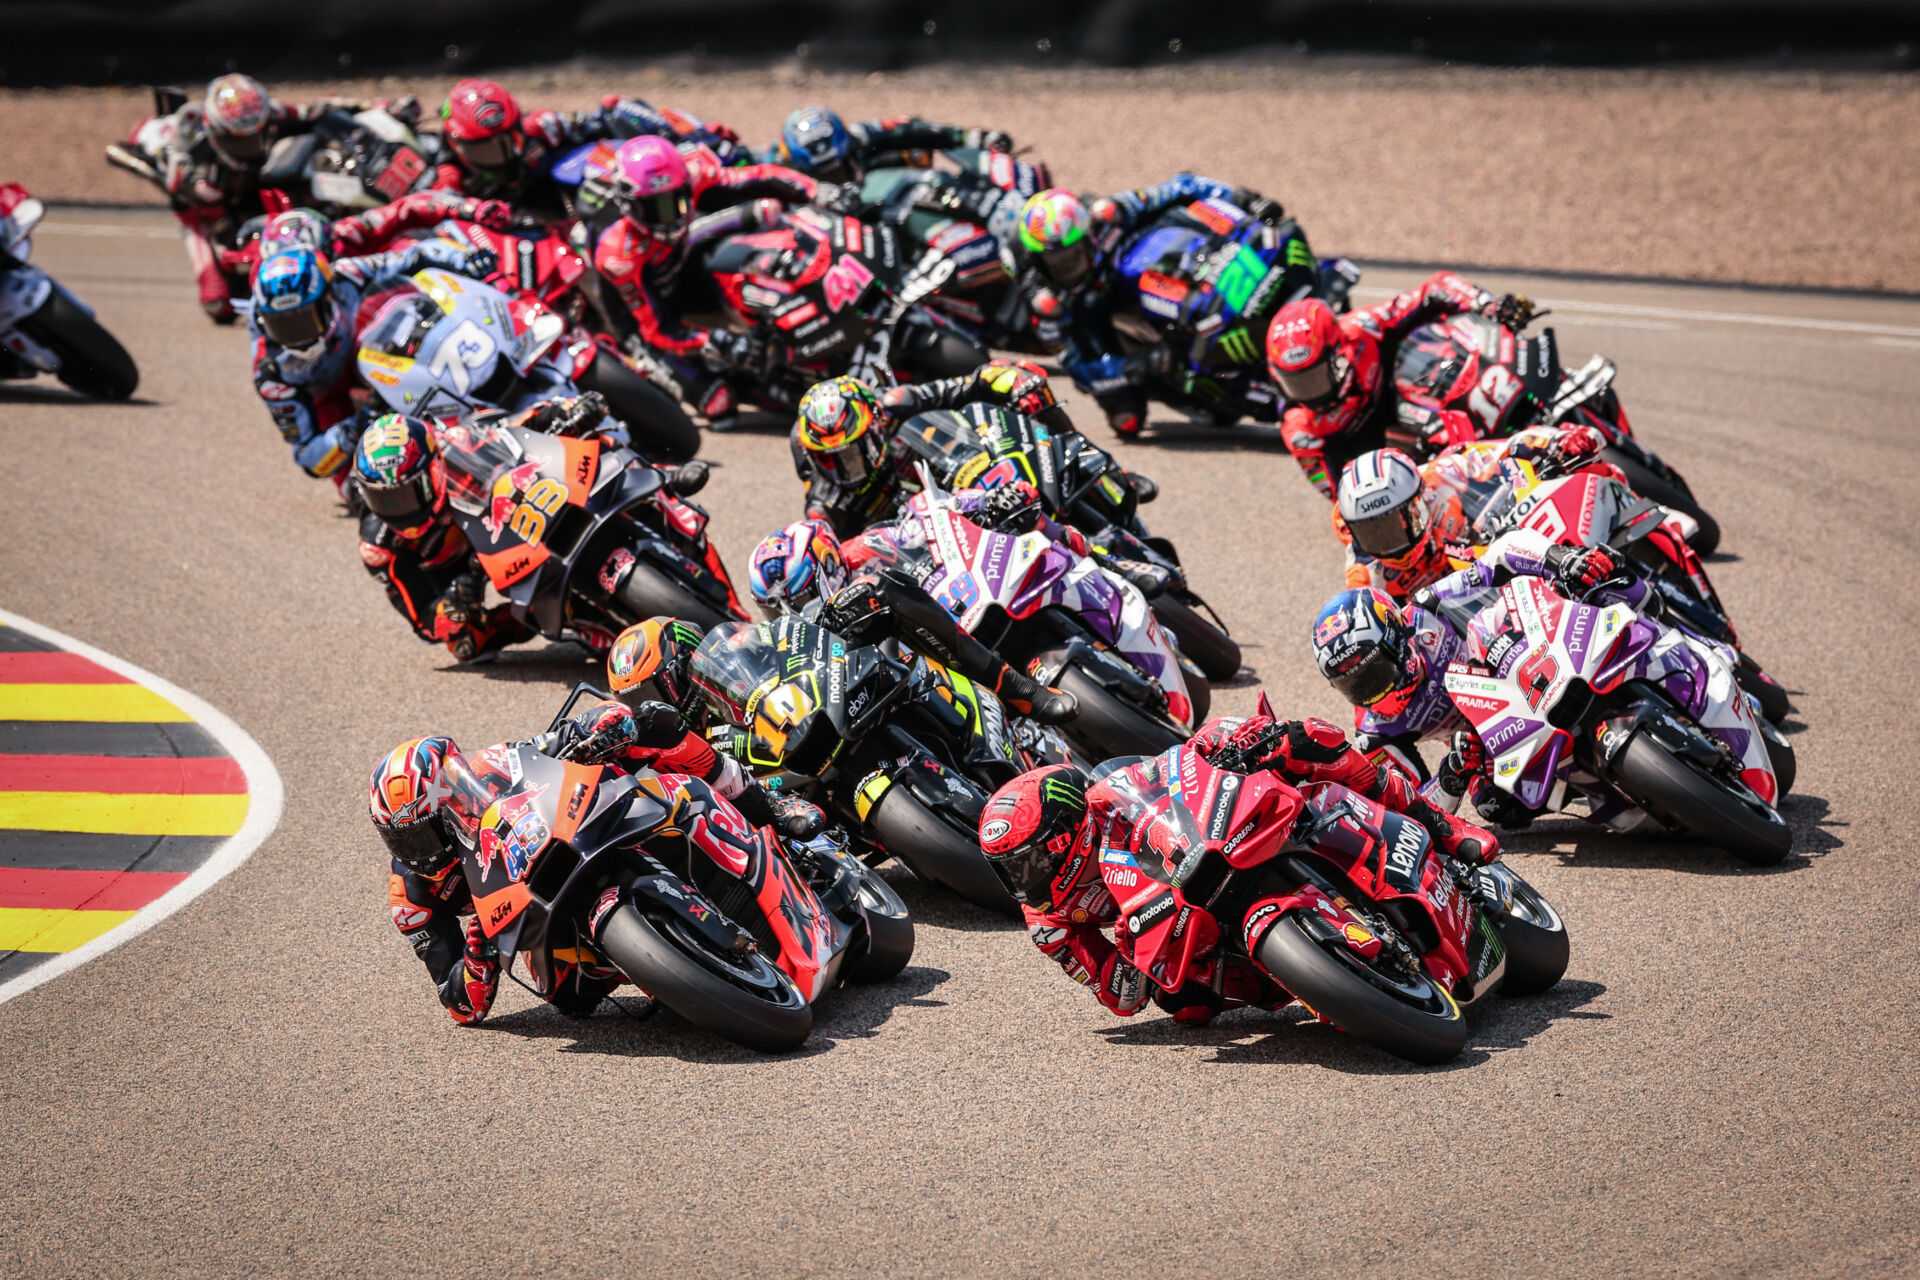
xmin=1266 ymin=272 xmax=1536 ymax=498
xmin=979 ymin=703 xmax=1498 ymax=1022
xmin=226 ymin=190 xmax=515 ymax=291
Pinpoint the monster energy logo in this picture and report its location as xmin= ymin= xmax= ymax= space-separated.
xmin=1041 ymin=776 xmax=1083 ymax=806
xmin=1285 ymin=239 xmax=1314 ymax=267
xmin=1217 ymin=327 xmax=1260 ymax=365
xmin=669 ymin=621 xmax=704 ymax=648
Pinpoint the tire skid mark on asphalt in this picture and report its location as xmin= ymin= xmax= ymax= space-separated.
xmin=0 ymin=610 xmax=282 ymax=1001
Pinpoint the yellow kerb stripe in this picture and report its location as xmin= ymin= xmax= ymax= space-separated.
xmin=0 ymin=792 xmax=248 ymax=836
xmin=0 ymin=907 xmax=139 ymax=952
xmin=0 ymin=684 xmax=189 ymax=722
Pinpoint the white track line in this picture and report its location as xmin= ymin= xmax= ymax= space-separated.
xmin=0 ymin=608 xmax=285 ymax=1008
xmin=1352 ymin=285 xmax=1920 ymax=340
xmin=38 ymin=222 xmax=180 ymax=239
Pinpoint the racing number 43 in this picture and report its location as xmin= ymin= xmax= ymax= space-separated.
xmin=509 ymin=477 xmax=569 ymax=543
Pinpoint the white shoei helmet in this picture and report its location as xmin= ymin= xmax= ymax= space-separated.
xmin=1337 ymin=448 xmax=1428 ymax=559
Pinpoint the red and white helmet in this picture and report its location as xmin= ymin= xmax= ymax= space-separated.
xmin=611 ymin=136 xmax=693 ymax=240
xmin=204 ymin=74 xmax=272 ymax=162
xmin=1337 ymin=448 xmax=1429 ymax=561
xmin=440 ymin=79 xmax=523 ymax=174
xmin=1266 ymin=298 xmax=1351 ymax=409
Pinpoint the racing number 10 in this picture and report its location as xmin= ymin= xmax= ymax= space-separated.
xmin=509 ymin=477 xmax=569 ymax=544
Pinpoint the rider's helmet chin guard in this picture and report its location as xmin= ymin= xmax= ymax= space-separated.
xmin=980 ymin=765 xmax=1094 ymax=907
xmin=610 ymin=136 xmax=693 ymax=243
xmin=779 ymin=107 xmax=854 ymax=183
xmin=1267 ymin=298 xmax=1353 ymax=409
xmin=369 ymin=735 xmax=467 ymax=877
xmin=441 ymin=78 xmax=524 ymax=178
xmin=794 ymin=375 xmax=893 ymax=493
xmin=1338 ymin=448 xmax=1431 ymax=562
xmin=1018 ymin=189 xmax=1095 ymax=292
xmin=204 ymin=73 xmax=272 ymax=164
xmin=607 ymin=617 xmax=710 ymax=724
xmin=748 ymin=518 xmax=849 ymax=615
xmin=354 ymin=412 xmax=445 ymax=538
xmin=1311 ymin=587 xmax=1426 ymax=719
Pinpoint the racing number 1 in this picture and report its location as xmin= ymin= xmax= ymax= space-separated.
xmin=508 ymin=477 xmax=568 ymax=544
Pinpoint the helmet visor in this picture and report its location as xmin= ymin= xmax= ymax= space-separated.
xmin=213 ymin=129 xmax=268 ymax=162
xmin=1327 ymin=646 xmax=1407 ymax=708
xmin=989 ymin=841 xmax=1064 ymax=907
xmin=1275 ymin=358 xmax=1338 ymax=407
xmin=1348 ymin=502 xmax=1428 ymax=560
xmin=379 ymin=812 xmax=454 ymax=876
xmin=453 ymin=134 xmax=513 ymax=171
xmin=261 ymin=298 xmax=330 ymax=350
xmin=1038 ymin=241 xmax=1092 ymax=289
xmin=624 ymin=189 xmax=691 ymax=233
xmin=362 ymin=468 xmax=439 ymax=530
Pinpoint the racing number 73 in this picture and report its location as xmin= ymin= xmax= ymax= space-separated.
xmin=509 ymin=477 xmax=569 ymax=544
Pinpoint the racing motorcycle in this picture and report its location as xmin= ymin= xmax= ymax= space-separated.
xmin=888 ymin=403 xmax=1242 ymax=682
xmin=433 ymin=411 xmax=747 ymax=646
xmin=0 ymin=184 xmax=139 ymax=399
xmin=356 ymin=267 xmax=701 ymax=462
xmin=691 ymin=614 xmax=1078 ymax=917
xmin=1106 ymin=196 xmax=1360 ymax=428
xmin=452 ymin=727 xmax=912 ymax=1052
xmin=1087 ymin=711 xmax=1568 ymax=1064
xmin=1464 ymin=453 xmax=1791 ymax=725
xmin=1389 ymin=310 xmax=1721 ymax=555
xmin=1435 ymin=565 xmax=1790 ymax=865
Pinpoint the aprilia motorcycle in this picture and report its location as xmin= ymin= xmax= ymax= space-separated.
xmin=452 ymin=731 xmax=912 ymax=1052
xmin=356 ymin=267 xmax=700 ymax=462
xmin=434 ymin=413 xmax=747 ymax=645
xmin=691 ymin=615 xmax=1077 ymax=917
xmin=0 ymin=184 xmax=139 ymax=399
xmin=1088 ymin=719 xmax=1567 ymax=1065
xmin=1389 ymin=310 xmax=1721 ymax=554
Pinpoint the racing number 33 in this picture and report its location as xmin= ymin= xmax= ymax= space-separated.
xmin=510 ymin=477 xmax=568 ymax=543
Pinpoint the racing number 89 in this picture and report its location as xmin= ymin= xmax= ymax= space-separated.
xmin=508 ymin=477 xmax=569 ymax=544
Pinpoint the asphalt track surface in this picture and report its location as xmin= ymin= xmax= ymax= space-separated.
xmin=3 ymin=209 xmax=1918 ymax=1280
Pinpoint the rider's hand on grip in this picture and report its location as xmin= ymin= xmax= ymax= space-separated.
xmin=1545 ymin=544 xmax=1616 ymax=596
xmin=446 ymin=917 xmax=499 ymax=1025
xmin=462 ymin=247 xmax=499 ymax=279
xmin=473 ymin=200 xmax=513 ymax=231
xmin=772 ymin=793 xmax=826 ymax=840
xmin=980 ymin=480 xmax=1044 ymax=532
xmin=1493 ymin=293 xmax=1536 ymax=330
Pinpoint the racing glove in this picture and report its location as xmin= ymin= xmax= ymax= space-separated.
xmin=989 ymin=662 xmax=1078 ymax=725
xmin=818 ymin=580 xmax=894 ymax=647
xmin=1545 ymin=425 xmax=1604 ymax=468
xmin=1122 ymin=343 xmax=1178 ymax=385
xmin=473 ymin=199 xmax=514 ymax=231
xmin=1489 ymin=293 xmax=1537 ymax=330
xmin=814 ymin=182 xmax=864 ymax=215
xmin=979 ymin=480 xmax=1047 ymax=533
xmin=964 ymin=128 xmax=1014 ymax=152
xmin=1098 ymin=952 xmax=1152 ymax=1016
xmin=461 ymin=247 xmax=499 ymax=279
xmin=731 ymin=785 xmax=827 ymax=840
xmin=1435 ymin=730 xmax=1489 ymax=803
xmin=1544 ymin=544 xmax=1618 ymax=596
xmin=700 ymin=328 xmax=761 ymax=374
xmin=441 ymin=917 xmax=500 ymax=1025
xmin=1098 ymin=555 xmax=1173 ymax=598
xmin=520 ymin=391 xmax=610 ymax=437
xmin=1228 ymin=187 xmax=1285 ymax=225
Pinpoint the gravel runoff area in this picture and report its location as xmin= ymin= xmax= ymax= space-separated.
xmin=5 ymin=63 xmax=1920 ymax=292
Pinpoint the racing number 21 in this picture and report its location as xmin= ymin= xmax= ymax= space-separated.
xmin=509 ymin=477 xmax=568 ymax=543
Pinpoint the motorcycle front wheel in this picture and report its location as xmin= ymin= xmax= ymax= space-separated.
xmin=595 ymin=903 xmax=813 ymax=1052
xmin=578 ymin=348 xmax=700 ymax=463
xmin=19 ymin=290 xmax=138 ymax=399
xmin=865 ymin=783 xmax=1019 ymax=918
xmin=844 ymin=866 xmax=916 ymax=983
xmin=1152 ymin=594 xmax=1242 ymax=683
xmin=1601 ymin=446 xmax=1721 ymax=557
xmin=1609 ymin=731 xmax=1791 ymax=865
xmin=1255 ymin=911 xmax=1468 ymax=1065
xmin=1475 ymin=866 xmax=1570 ymax=997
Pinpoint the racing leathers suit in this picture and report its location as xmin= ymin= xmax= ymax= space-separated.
xmin=792 ymin=359 xmax=1075 ymax=538
xmin=428 ymin=96 xmax=718 ymax=212
xmin=765 ymin=116 xmax=1013 ymax=181
xmin=1279 ymin=270 xmax=1504 ymax=499
xmin=250 ymin=239 xmax=484 ymax=479
xmin=222 ymin=189 xmax=514 ymax=293
xmin=1020 ymin=712 xmax=1497 ymax=1021
xmin=358 ymin=511 xmax=537 ymax=662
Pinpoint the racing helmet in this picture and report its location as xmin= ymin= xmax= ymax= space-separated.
xmin=258 ymin=208 xmax=329 ymax=258
xmin=354 ymin=413 xmax=444 ymax=537
xmin=1337 ymin=448 xmax=1430 ymax=561
xmin=204 ymin=74 xmax=272 ymax=163
xmin=1310 ymin=588 xmax=1426 ymax=719
xmin=606 ymin=617 xmax=709 ymax=721
xmin=1018 ymin=189 xmax=1094 ymax=291
xmin=979 ymin=765 xmax=1093 ymax=907
xmin=778 ymin=107 xmax=853 ymax=182
xmin=252 ymin=247 xmax=337 ymax=354
xmin=794 ymin=376 xmax=893 ymax=492
xmin=611 ymin=136 xmax=693 ymax=242
xmin=748 ymin=519 xmax=848 ymax=614
xmin=369 ymin=735 xmax=466 ymax=876
xmin=440 ymin=79 xmax=523 ymax=176
xmin=1266 ymin=298 xmax=1351 ymax=409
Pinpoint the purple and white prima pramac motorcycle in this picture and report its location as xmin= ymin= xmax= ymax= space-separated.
xmin=0 ymin=184 xmax=139 ymax=400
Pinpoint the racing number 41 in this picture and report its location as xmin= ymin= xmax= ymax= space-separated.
xmin=509 ymin=477 xmax=569 ymax=543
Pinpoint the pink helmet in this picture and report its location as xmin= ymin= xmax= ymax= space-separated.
xmin=612 ymin=136 xmax=692 ymax=239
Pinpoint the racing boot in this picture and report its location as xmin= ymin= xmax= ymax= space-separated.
xmin=1097 ymin=554 xmax=1174 ymax=598
xmin=989 ymin=661 xmax=1078 ymax=725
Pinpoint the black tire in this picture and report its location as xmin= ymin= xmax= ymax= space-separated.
xmin=613 ymin=559 xmax=734 ymax=632
xmin=1053 ymin=662 xmax=1187 ymax=761
xmin=1735 ymin=652 xmax=1791 ymax=724
xmin=579 ymin=349 xmax=700 ymax=464
xmin=1761 ymin=719 xmax=1797 ymax=798
xmin=895 ymin=325 xmax=989 ymax=379
xmin=595 ymin=903 xmax=813 ymax=1052
xmin=1610 ymin=731 xmax=1791 ymax=865
xmin=1601 ymin=446 xmax=1720 ymax=557
xmin=1255 ymin=912 xmax=1468 ymax=1065
xmin=844 ymin=867 xmax=915 ymax=983
xmin=1153 ymin=594 xmax=1242 ymax=682
xmin=20 ymin=290 xmax=138 ymax=399
xmin=1480 ymin=871 xmax=1570 ymax=997
xmin=866 ymin=784 xmax=1020 ymax=917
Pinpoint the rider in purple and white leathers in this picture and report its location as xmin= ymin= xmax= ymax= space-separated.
xmin=1313 ymin=526 xmax=1775 ymax=828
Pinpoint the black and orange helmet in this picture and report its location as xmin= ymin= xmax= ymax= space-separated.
xmin=606 ymin=616 xmax=709 ymax=722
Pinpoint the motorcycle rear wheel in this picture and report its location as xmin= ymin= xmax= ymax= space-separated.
xmin=579 ymin=348 xmax=700 ymax=464
xmin=613 ymin=560 xmax=734 ymax=632
xmin=1255 ymin=912 xmax=1468 ymax=1065
xmin=595 ymin=903 xmax=813 ymax=1052
xmin=1152 ymin=594 xmax=1242 ymax=683
xmin=865 ymin=784 xmax=1020 ymax=918
xmin=1601 ymin=446 xmax=1720 ymax=557
xmin=1052 ymin=662 xmax=1188 ymax=761
xmin=844 ymin=867 xmax=916 ymax=983
xmin=1610 ymin=732 xmax=1791 ymax=865
xmin=20 ymin=290 xmax=138 ymax=400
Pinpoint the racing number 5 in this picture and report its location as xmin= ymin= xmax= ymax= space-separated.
xmin=508 ymin=477 xmax=568 ymax=544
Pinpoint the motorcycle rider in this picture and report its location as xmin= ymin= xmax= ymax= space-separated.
xmin=1334 ymin=428 xmax=1609 ymax=601
xmin=765 ymin=106 xmax=1013 ymax=184
xmin=1266 ymin=272 xmax=1536 ymax=498
xmin=125 ymin=73 xmax=412 ymax=323
xmin=978 ymin=703 xmax=1499 ymax=1022
xmin=788 ymin=366 xmax=1076 ymax=537
xmin=249 ymin=238 xmax=493 ymax=482
xmin=1018 ymin=178 xmax=1293 ymax=437
xmin=744 ymin=515 xmax=1079 ymax=725
xmin=242 ymin=189 xmax=515 ymax=277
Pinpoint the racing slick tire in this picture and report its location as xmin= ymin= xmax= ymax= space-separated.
xmin=1153 ymin=593 xmax=1242 ymax=683
xmin=866 ymin=784 xmax=1020 ymax=918
xmin=1256 ymin=911 xmax=1469 ymax=1065
xmin=894 ymin=324 xmax=989 ymax=379
xmin=613 ymin=560 xmax=734 ymax=632
xmin=844 ymin=866 xmax=916 ymax=983
xmin=1053 ymin=662 xmax=1187 ymax=761
xmin=1478 ymin=869 xmax=1571 ymax=997
xmin=1760 ymin=718 xmax=1797 ymax=798
xmin=1735 ymin=652 xmax=1792 ymax=724
xmin=20 ymin=290 xmax=138 ymax=400
xmin=1610 ymin=731 xmax=1792 ymax=866
xmin=1601 ymin=447 xmax=1720 ymax=557
xmin=579 ymin=348 xmax=701 ymax=464
xmin=595 ymin=903 xmax=814 ymax=1052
